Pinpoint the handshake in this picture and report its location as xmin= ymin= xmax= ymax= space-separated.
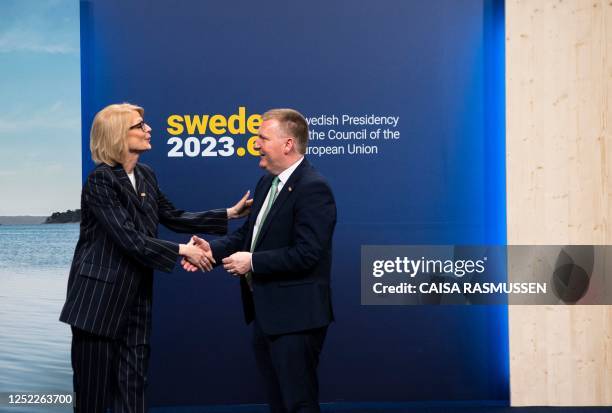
xmin=178 ymin=235 xmax=216 ymax=272
xmin=178 ymin=236 xmax=252 ymax=276
xmin=178 ymin=190 xmax=254 ymax=276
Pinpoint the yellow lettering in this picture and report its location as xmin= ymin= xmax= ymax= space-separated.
xmin=184 ymin=115 xmax=210 ymax=135
xmin=209 ymin=114 xmax=227 ymax=135
xmin=227 ymin=106 xmax=246 ymax=134
xmin=166 ymin=115 xmax=184 ymax=135
xmin=247 ymin=135 xmax=260 ymax=156
xmin=167 ymin=109 xmax=262 ymax=136
xmin=247 ymin=115 xmax=262 ymax=135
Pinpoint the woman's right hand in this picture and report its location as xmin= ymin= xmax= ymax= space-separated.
xmin=227 ymin=190 xmax=253 ymax=219
xmin=179 ymin=238 xmax=215 ymax=272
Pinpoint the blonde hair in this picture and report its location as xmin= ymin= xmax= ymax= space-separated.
xmin=90 ymin=103 xmax=144 ymax=165
xmin=262 ymin=108 xmax=309 ymax=154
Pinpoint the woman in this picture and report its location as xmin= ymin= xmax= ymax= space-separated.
xmin=59 ymin=103 xmax=250 ymax=412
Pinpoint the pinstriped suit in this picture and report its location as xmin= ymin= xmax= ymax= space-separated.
xmin=60 ymin=162 xmax=227 ymax=412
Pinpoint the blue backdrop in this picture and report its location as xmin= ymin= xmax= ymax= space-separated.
xmin=80 ymin=0 xmax=507 ymax=407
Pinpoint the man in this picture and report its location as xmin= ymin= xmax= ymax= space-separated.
xmin=189 ymin=108 xmax=336 ymax=413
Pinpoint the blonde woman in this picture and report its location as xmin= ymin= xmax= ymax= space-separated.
xmin=60 ymin=103 xmax=250 ymax=413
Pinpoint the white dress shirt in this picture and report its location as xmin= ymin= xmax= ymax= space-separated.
xmin=127 ymin=171 xmax=137 ymax=193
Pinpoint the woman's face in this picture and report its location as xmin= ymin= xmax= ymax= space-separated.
xmin=126 ymin=111 xmax=152 ymax=153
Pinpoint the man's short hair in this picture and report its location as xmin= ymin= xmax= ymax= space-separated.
xmin=90 ymin=103 xmax=144 ymax=166
xmin=262 ymin=108 xmax=308 ymax=154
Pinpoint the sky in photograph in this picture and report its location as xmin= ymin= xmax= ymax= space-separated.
xmin=0 ymin=0 xmax=81 ymax=216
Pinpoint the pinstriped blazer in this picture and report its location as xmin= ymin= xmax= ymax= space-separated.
xmin=60 ymin=163 xmax=227 ymax=338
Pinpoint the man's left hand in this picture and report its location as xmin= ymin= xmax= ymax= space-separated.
xmin=222 ymin=251 xmax=252 ymax=276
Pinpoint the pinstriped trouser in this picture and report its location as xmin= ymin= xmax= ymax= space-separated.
xmin=71 ymin=284 xmax=151 ymax=413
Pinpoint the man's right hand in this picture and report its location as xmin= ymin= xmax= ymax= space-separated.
xmin=179 ymin=236 xmax=215 ymax=272
xmin=181 ymin=235 xmax=215 ymax=272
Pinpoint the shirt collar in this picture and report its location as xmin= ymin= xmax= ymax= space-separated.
xmin=276 ymin=157 xmax=304 ymax=186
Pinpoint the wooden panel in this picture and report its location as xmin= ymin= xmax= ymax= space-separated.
xmin=506 ymin=0 xmax=612 ymax=406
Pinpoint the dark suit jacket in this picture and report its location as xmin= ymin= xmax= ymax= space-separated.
xmin=210 ymin=159 xmax=336 ymax=335
xmin=60 ymin=163 xmax=227 ymax=338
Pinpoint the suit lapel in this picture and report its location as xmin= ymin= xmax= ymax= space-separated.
xmin=253 ymin=159 xmax=308 ymax=250
xmin=110 ymin=164 xmax=147 ymax=214
xmin=135 ymin=165 xmax=159 ymax=210
xmin=135 ymin=165 xmax=156 ymax=210
xmin=134 ymin=165 xmax=159 ymax=235
xmin=134 ymin=166 xmax=145 ymax=199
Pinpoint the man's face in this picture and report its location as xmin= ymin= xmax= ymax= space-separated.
xmin=255 ymin=119 xmax=288 ymax=175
